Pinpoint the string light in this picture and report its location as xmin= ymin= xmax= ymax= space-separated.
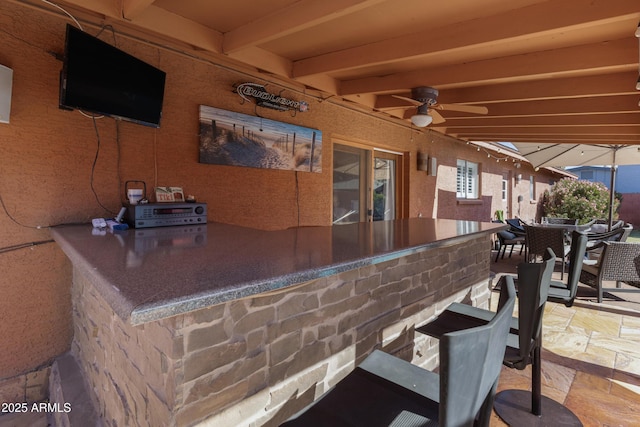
xmin=479 ymin=148 xmax=512 ymax=162
xmin=468 ymin=142 xmax=519 ymax=163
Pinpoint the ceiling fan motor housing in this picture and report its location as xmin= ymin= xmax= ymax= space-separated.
xmin=411 ymin=86 xmax=439 ymax=106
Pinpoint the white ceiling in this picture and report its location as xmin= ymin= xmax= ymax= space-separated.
xmin=29 ymin=0 xmax=640 ymax=145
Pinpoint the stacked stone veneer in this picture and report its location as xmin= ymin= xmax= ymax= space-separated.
xmin=71 ymin=235 xmax=492 ymax=426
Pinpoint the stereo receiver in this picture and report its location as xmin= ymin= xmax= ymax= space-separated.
xmin=124 ymin=202 xmax=207 ymax=229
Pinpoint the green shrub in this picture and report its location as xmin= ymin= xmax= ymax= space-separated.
xmin=543 ymin=178 xmax=619 ymax=225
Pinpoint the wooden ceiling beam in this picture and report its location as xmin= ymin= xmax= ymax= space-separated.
xmin=121 ymin=5 xmax=224 ymax=53
xmin=293 ymin=0 xmax=640 ymax=77
xmin=446 ymin=125 xmax=640 ymax=136
xmin=222 ymin=0 xmax=384 ymax=53
xmin=435 ymin=72 xmax=639 ymax=105
xmin=55 ymin=0 xmax=224 ymax=52
xmin=226 ymin=46 xmax=293 ymax=79
xmin=376 ymin=79 xmax=640 ymax=110
xmin=443 ymin=113 xmax=640 ymax=127
xmin=121 ymin=0 xmax=155 ymax=20
xmin=457 ymin=135 xmax=640 ymax=143
xmin=442 ymin=95 xmax=640 ymax=117
xmin=341 ymin=38 xmax=637 ymax=95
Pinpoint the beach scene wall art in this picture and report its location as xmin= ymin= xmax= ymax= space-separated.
xmin=199 ymin=105 xmax=322 ymax=173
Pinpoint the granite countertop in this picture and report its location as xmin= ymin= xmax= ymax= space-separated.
xmin=51 ymin=218 xmax=505 ymax=325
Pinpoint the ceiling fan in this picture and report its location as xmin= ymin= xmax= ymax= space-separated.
xmin=392 ymin=87 xmax=488 ymax=127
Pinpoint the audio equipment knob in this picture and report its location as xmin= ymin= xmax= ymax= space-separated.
xmin=195 ymin=206 xmax=204 ymax=215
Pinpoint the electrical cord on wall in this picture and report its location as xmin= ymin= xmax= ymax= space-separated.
xmin=0 ymin=191 xmax=90 ymax=254
xmin=0 ymin=240 xmax=55 ymax=255
xmin=40 ymin=0 xmax=83 ymax=30
xmin=91 ymin=116 xmax=118 ymax=216
xmin=0 ymin=193 xmax=55 ymax=254
xmin=0 ymin=193 xmax=43 ymax=230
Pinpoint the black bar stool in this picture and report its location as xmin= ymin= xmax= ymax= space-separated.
xmin=280 ymin=279 xmax=517 ymax=427
xmin=417 ymin=248 xmax=583 ymax=426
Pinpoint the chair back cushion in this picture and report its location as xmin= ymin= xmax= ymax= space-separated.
xmin=505 ymin=218 xmax=525 ymax=233
xmin=439 ymin=277 xmax=516 ymax=427
xmin=497 ymin=230 xmax=517 ymax=241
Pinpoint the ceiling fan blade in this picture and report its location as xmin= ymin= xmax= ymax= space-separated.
xmin=436 ymin=103 xmax=488 ymax=114
xmin=429 ymin=109 xmax=446 ymax=124
xmin=391 ymin=94 xmax=422 ymax=106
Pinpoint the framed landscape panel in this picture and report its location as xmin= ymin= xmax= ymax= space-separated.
xmin=199 ymin=105 xmax=322 ymax=173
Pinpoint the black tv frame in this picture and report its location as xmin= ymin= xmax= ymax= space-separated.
xmin=59 ymin=24 xmax=166 ymax=128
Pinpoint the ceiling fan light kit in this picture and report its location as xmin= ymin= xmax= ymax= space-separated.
xmin=393 ymin=86 xmax=487 ymax=127
xmin=411 ymin=113 xmax=433 ymax=127
xmin=411 ymin=101 xmax=434 ymax=127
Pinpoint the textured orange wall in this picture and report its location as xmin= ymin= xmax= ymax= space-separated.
xmin=0 ymin=1 xmax=435 ymax=381
xmin=0 ymin=0 xmax=561 ymax=384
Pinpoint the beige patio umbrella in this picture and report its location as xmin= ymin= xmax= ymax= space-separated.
xmin=511 ymin=143 xmax=640 ymax=229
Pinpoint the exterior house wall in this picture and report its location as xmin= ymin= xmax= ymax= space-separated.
xmin=443 ymin=147 xmax=556 ymax=223
xmin=0 ymin=0 xmax=563 ymax=403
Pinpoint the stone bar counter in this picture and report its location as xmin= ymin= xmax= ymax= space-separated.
xmin=51 ymin=218 xmax=504 ymax=426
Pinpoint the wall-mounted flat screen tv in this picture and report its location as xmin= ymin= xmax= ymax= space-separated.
xmin=59 ymin=24 xmax=166 ymax=128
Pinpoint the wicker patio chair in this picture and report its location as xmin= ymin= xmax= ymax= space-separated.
xmin=586 ymin=223 xmax=632 ymax=246
xmin=524 ymin=224 xmax=571 ymax=279
xmin=584 ymin=223 xmax=633 ymax=264
xmin=542 ymin=217 xmax=577 ymax=225
xmin=589 ymin=219 xmax=625 ymax=234
xmin=579 ymin=241 xmax=640 ymax=303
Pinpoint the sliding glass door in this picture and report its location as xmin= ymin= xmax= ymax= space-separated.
xmin=373 ymin=154 xmax=397 ymax=221
xmin=333 ymin=144 xmax=368 ymax=224
xmin=333 ymin=143 xmax=402 ymax=224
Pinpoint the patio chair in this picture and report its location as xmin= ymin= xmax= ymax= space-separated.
xmin=281 ymin=280 xmax=517 ymax=427
xmin=505 ymin=218 xmax=526 ymax=235
xmin=584 ymin=223 xmax=633 ymax=264
xmin=547 ymin=231 xmax=588 ymax=307
xmin=418 ymin=249 xmax=581 ymax=425
xmin=494 ymin=226 xmax=526 ymax=262
xmin=542 ymin=217 xmax=577 ymax=225
xmin=579 ymin=241 xmax=640 ymax=303
xmin=589 ymin=219 xmax=625 ymax=234
xmin=586 ymin=223 xmax=632 ymax=246
xmin=524 ymin=224 xmax=571 ymax=279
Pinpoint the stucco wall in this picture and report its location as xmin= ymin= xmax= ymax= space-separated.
xmin=0 ymin=0 xmax=562 ymax=401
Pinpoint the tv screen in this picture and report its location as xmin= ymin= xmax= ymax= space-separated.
xmin=59 ymin=24 xmax=166 ymax=128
